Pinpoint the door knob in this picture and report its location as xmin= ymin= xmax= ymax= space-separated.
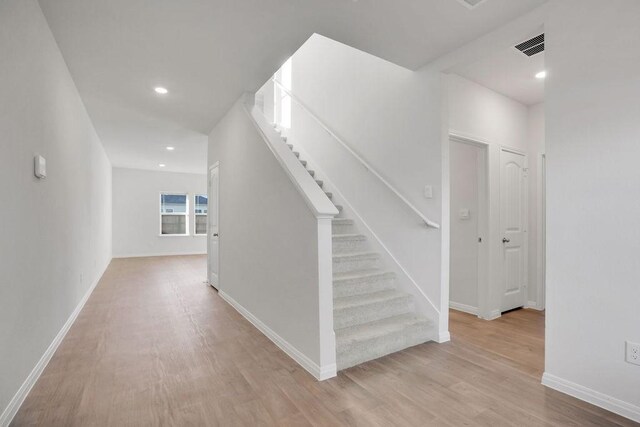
xmin=213 ymin=233 xmax=219 ymax=237
xmin=502 ymin=238 xmax=510 ymax=243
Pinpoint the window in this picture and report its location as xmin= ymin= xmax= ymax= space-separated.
xmin=160 ymin=193 xmax=188 ymax=235
xmin=194 ymin=194 xmax=208 ymax=235
xmin=274 ymin=57 xmax=292 ymax=128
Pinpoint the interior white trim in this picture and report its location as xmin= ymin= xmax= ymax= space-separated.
xmin=449 ymin=302 xmax=479 ymax=315
xmin=272 ymin=78 xmax=440 ymax=229
xmin=542 ymin=373 xmax=640 ymax=423
xmin=536 ymin=152 xmax=546 ymax=310
xmin=207 ymin=162 xmax=220 ymax=289
xmin=526 ymin=300 xmax=544 ymax=311
xmin=113 ymin=252 xmax=206 ymax=259
xmin=437 ymin=331 xmax=451 ymax=343
xmin=218 ymin=290 xmax=337 ymax=381
xmin=480 ymin=309 xmax=501 ymax=321
xmin=315 ymin=217 xmax=337 ymax=375
xmin=0 ymin=259 xmax=111 ymax=427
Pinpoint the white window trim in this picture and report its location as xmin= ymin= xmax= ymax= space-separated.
xmin=194 ymin=194 xmax=208 ymax=236
xmin=274 ymin=57 xmax=292 ymax=129
xmin=159 ymin=192 xmax=190 ymax=237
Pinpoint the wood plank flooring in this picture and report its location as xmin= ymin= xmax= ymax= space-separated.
xmin=12 ymin=255 xmax=636 ymax=426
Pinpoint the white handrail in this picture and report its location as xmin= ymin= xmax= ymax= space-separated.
xmin=272 ymin=78 xmax=440 ymax=229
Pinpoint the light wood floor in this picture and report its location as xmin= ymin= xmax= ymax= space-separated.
xmin=13 ymin=255 xmax=635 ymax=426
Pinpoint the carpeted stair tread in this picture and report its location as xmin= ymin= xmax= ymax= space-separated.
xmin=336 ymin=313 xmax=430 ymax=342
xmin=332 ymin=233 xmax=366 ymax=241
xmin=333 ymin=269 xmax=394 ymax=281
xmin=334 ymin=289 xmax=409 ymax=310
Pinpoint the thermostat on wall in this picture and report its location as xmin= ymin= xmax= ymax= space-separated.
xmin=34 ymin=155 xmax=46 ymax=179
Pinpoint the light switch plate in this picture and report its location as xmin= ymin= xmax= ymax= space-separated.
xmin=34 ymin=155 xmax=46 ymax=179
xmin=424 ymin=185 xmax=433 ymax=199
xmin=459 ymin=208 xmax=470 ymax=220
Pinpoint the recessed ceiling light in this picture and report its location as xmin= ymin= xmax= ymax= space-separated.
xmin=535 ymin=71 xmax=547 ymax=79
xmin=166 ymin=146 xmax=175 ymax=151
xmin=159 ymin=163 xmax=166 ymax=167
xmin=154 ymin=87 xmax=168 ymax=95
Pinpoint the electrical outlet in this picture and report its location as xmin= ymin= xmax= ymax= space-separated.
xmin=626 ymin=341 xmax=640 ymax=366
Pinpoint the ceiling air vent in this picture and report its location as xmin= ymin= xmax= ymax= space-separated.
xmin=455 ymin=0 xmax=489 ymax=9
xmin=515 ymin=33 xmax=544 ymax=57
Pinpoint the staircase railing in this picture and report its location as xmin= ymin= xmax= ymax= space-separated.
xmin=272 ymin=78 xmax=440 ymax=229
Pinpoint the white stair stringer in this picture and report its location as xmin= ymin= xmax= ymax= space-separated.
xmin=283 ymin=140 xmax=433 ymax=371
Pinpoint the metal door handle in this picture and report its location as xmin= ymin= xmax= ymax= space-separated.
xmin=502 ymin=238 xmax=510 ymax=243
xmin=213 ymin=233 xmax=219 ymax=237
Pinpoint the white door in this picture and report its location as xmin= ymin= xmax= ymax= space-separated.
xmin=208 ymin=164 xmax=219 ymax=289
xmin=449 ymin=140 xmax=481 ymax=310
xmin=500 ymin=149 xmax=527 ymax=312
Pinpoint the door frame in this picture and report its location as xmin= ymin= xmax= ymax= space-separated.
xmin=449 ymin=133 xmax=489 ymax=318
xmin=537 ymin=153 xmax=546 ymax=310
xmin=499 ymin=146 xmax=529 ymax=312
xmin=208 ymin=162 xmax=220 ymax=290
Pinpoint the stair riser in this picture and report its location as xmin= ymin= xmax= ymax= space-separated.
xmin=333 ymin=275 xmax=395 ymax=298
xmin=334 ymin=295 xmax=412 ymax=329
xmin=333 ymin=256 xmax=378 ymax=274
xmin=337 ymin=322 xmax=431 ymax=370
xmin=332 ymin=223 xmax=354 ymax=234
xmin=332 ymin=238 xmax=367 ymax=254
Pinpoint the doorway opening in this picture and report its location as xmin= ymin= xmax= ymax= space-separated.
xmin=445 ymin=28 xmax=546 ymax=362
xmin=449 ymin=135 xmax=488 ymax=317
xmin=208 ymin=162 xmax=220 ymax=290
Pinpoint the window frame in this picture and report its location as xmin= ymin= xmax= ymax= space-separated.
xmin=193 ymin=194 xmax=208 ymax=236
xmin=274 ymin=57 xmax=292 ymax=129
xmin=159 ymin=192 xmax=190 ymax=237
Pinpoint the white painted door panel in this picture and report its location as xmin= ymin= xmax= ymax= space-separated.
xmin=449 ymin=140 xmax=481 ymax=309
xmin=208 ymin=164 xmax=219 ymax=288
xmin=500 ymin=150 xmax=527 ymax=312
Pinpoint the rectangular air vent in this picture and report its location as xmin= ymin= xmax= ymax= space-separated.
xmin=515 ymin=33 xmax=544 ymax=57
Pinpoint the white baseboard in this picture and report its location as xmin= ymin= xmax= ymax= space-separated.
xmin=0 ymin=259 xmax=111 ymax=427
xmin=449 ymin=301 xmax=479 ymax=315
xmin=113 ymin=251 xmax=206 ymax=259
xmin=542 ymin=373 xmax=640 ymax=423
xmin=479 ymin=309 xmax=501 ymax=321
xmin=526 ymin=301 xmax=545 ymax=311
xmin=218 ymin=290 xmax=336 ymax=381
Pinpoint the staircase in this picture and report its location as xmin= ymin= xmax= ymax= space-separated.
xmin=282 ymin=136 xmax=432 ymax=371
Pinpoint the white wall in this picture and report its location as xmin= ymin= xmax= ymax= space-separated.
xmin=208 ymin=98 xmax=334 ymax=377
xmin=112 ymin=168 xmax=207 ymax=258
xmin=285 ymin=34 xmax=447 ymax=339
xmin=449 ymin=140 xmax=481 ymax=312
xmin=0 ymin=0 xmax=112 ymax=421
xmin=543 ymin=0 xmax=640 ymax=420
xmin=448 ymin=73 xmax=542 ymax=318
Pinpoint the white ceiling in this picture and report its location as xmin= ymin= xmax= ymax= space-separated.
xmin=38 ymin=0 xmax=547 ymax=174
xmin=450 ymin=42 xmax=545 ymax=106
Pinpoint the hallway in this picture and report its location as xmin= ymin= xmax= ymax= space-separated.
xmin=13 ymin=256 xmax=633 ymax=426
